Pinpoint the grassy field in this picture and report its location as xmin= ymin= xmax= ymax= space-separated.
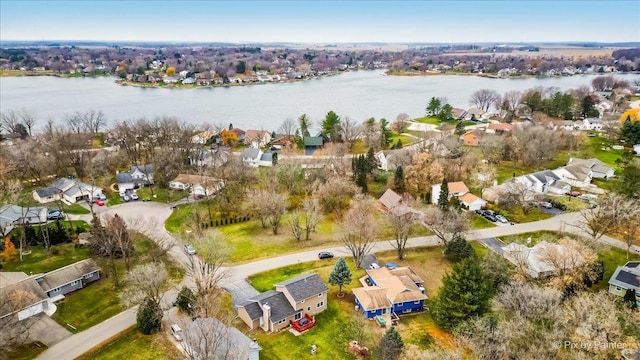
xmin=1 ymin=242 xmax=92 ymax=274
xmin=498 ymin=230 xmax=568 ymax=246
xmin=0 ymin=342 xmax=47 ymax=360
xmin=50 ymin=233 xmax=183 ymax=332
xmin=413 ymin=116 xmax=441 ymax=125
xmin=75 ymin=326 xmax=183 ymax=360
xmin=135 ymin=187 xmax=187 ymax=203
xmin=63 ymin=204 xmax=91 ymax=215
xmin=245 ymin=245 xmax=458 ymax=359
xmin=545 ymin=194 xmax=590 ymax=212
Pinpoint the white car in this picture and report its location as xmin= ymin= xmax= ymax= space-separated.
xmin=495 ymin=215 xmax=508 ymax=223
xmin=130 ymin=193 xmax=139 ymax=200
xmin=184 ymin=244 xmax=196 ymax=255
xmin=541 ymin=202 xmax=553 ymax=209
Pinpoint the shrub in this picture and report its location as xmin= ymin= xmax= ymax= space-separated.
xmin=136 ymin=297 xmax=163 ymax=335
xmin=444 ymin=237 xmax=475 ymax=262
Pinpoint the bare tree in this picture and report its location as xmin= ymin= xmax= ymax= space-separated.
xmin=288 ymin=211 xmax=304 ymax=242
xmin=181 ymin=317 xmax=252 ymax=360
xmin=424 ymin=207 xmax=470 ymax=245
xmin=340 ymin=116 xmax=362 ymax=146
xmin=245 ymin=190 xmax=287 ymax=234
xmin=469 ymin=89 xmax=499 ymax=112
xmin=0 ymin=286 xmax=41 ymax=349
xmin=119 ymin=262 xmax=168 ymax=307
xmin=278 ymin=118 xmax=297 ymax=137
xmin=386 ymin=200 xmax=419 ymax=260
xmin=391 ymin=113 xmax=411 ymax=134
xmin=185 ymin=230 xmax=228 ymax=318
xmin=0 ymin=110 xmax=20 ymax=133
xmin=341 ymin=195 xmax=379 ymax=269
xmin=497 ymin=180 xmax=540 ymax=214
xmin=18 ymin=108 xmax=37 ymax=137
xmin=313 ymin=176 xmax=359 ymax=218
xmin=302 ymin=197 xmax=322 ymax=241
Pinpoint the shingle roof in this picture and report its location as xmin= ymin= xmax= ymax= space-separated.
xmin=304 ymin=137 xmax=324 ymax=147
xmin=244 ymin=290 xmax=298 ymax=322
xmin=0 ymin=276 xmax=48 ymax=318
xmin=260 ymin=152 xmax=273 ymax=162
xmin=458 ymin=192 xmax=485 ymax=206
xmin=242 ymin=148 xmax=261 ymax=160
xmin=352 ymin=287 xmax=389 ymax=310
xmin=276 ymin=273 xmax=328 ymax=302
xmin=131 ymin=164 xmax=153 ymax=174
xmin=36 ymin=259 xmax=99 ymax=292
xmin=353 ymin=266 xmax=427 ymax=311
xmin=609 ymin=262 xmax=640 ymax=293
xmin=447 ymin=181 xmax=469 ymax=194
xmin=52 ymin=178 xmax=75 ymax=191
xmin=116 ymin=172 xmax=133 ymax=184
xmin=379 ymin=188 xmax=402 ymax=210
xmin=35 ymin=187 xmax=62 ymax=198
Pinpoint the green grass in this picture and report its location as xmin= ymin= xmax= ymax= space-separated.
xmin=387 ymin=132 xmax=415 ymax=148
xmin=591 ymin=247 xmax=640 ymax=292
xmin=0 ymin=342 xmax=47 ymax=360
xmin=494 ymin=154 xmax=570 ymax=184
xmin=49 ymin=233 xmax=183 ymax=332
xmin=165 ymin=202 xmax=199 ymax=233
xmin=470 ymin=214 xmax=497 ymax=229
xmin=546 ymin=194 xmax=589 ymax=212
xmin=1 ymin=242 xmax=92 ymax=274
xmin=135 ymin=187 xmax=186 ymax=203
xmin=63 ymin=204 xmax=91 ymax=215
xmin=75 ymin=326 xmax=182 ymax=360
xmin=498 ymin=230 xmax=566 ymax=246
xmin=413 ymin=116 xmax=441 ymax=125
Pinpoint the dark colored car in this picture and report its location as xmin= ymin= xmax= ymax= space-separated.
xmin=318 ymin=251 xmax=334 ymax=259
xmin=484 ymin=214 xmax=498 ymax=222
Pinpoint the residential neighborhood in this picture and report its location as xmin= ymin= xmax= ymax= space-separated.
xmin=1 ymin=5 xmax=640 ymax=359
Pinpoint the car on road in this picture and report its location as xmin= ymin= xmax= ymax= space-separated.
xmin=495 ymin=215 xmax=508 ymax=223
xmin=318 ymin=251 xmax=334 ymax=259
xmin=47 ymin=209 xmax=66 ymax=220
xmin=184 ymin=244 xmax=196 ymax=255
xmin=95 ymin=199 xmax=105 ymax=206
xmin=541 ymin=201 xmax=553 ymax=209
xmin=170 ymin=324 xmax=183 ymax=341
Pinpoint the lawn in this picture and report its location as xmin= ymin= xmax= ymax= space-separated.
xmin=63 ymin=204 xmax=90 ymax=215
xmin=1 ymin=242 xmax=91 ymax=274
xmin=413 ymin=116 xmax=441 ymax=125
xmin=470 ymin=214 xmax=497 ymax=229
xmin=75 ymin=326 xmax=183 ymax=360
xmin=135 ymin=186 xmax=187 ymax=203
xmin=491 ymin=206 xmax=553 ymax=224
xmin=0 ymin=342 xmax=47 ymax=360
xmin=494 ymin=154 xmax=570 ymax=183
xmin=545 ymin=194 xmax=590 ymax=212
xmin=387 ymin=132 xmax=415 ymax=148
xmin=498 ymin=230 xmax=567 ymax=246
xmin=246 ymin=246 xmax=457 ymax=359
xmin=591 ymin=247 xmax=640 ymax=292
xmin=50 ymin=233 xmax=184 ymax=332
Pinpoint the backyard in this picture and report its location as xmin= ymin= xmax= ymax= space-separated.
xmin=0 ymin=342 xmax=47 ymax=360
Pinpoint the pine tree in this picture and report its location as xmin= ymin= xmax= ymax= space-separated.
xmin=437 ymin=178 xmax=449 ymax=210
xmin=377 ymin=326 xmax=404 ymax=360
xmin=365 ymin=147 xmax=376 ymax=174
xmin=356 ymin=171 xmax=368 ymax=193
xmin=137 ymin=297 xmax=163 ymax=334
xmin=455 ymin=121 xmax=465 ymax=136
xmin=624 ymin=289 xmax=638 ymax=309
xmin=430 ymin=257 xmax=492 ymax=330
xmin=444 ymin=236 xmax=475 ymax=262
xmin=394 ymin=166 xmax=405 ymax=193
xmin=176 ymin=286 xmax=196 ymax=313
xmin=328 ymin=257 xmax=352 ymax=296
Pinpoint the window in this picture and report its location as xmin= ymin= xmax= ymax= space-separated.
xmin=396 ymin=302 xmax=403 ymax=306
xmin=616 ymin=286 xmax=622 ymax=291
xmin=294 ymin=313 xmax=301 ymax=320
xmin=414 ymin=300 xmax=421 ymax=304
xmin=71 ymin=280 xmax=80 ymax=286
xmin=317 ymin=301 xmax=324 ymax=308
xmin=318 ymin=293 xmax=322 ymax=297
xmin=307 ymin=307 xmax=311 ymax=311
xmin=403 ymin=309 xmax=412 ymax=314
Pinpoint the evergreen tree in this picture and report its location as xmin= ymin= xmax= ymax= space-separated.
xmin=377 ymin=327 xmax=404 ymax=360
xmin=394 ymin=166 xmax=405 ymax=193
xmin=437 ymin=178 xmax=450 ymax=210
xmin=322 ymin=111 xmax=342 ymax=142
xmin=365 ymin=147 xmax=376 ymax=173
xmin=613 ymin=161 xmax=640 ymax=199
xmin=393 ymin=139 xmax=403 ymax=149
xmin=438 ymin=103 xmax=453 ymax=122
xmin=298 ymin=114 xmax=310 ymax=137
xmin=426 ymin=97 xmax=442 ymax=117
xmin=444 ymin=236 xmax=476 ymax=262
xmin=619 ymin=117 xmax=640 ymax=145
xmin=380 ymin=118 xmax=392 ymax=148
xmin=328 ymin=257 xmax=352 ymax=296
xmin=455 ymin=121 xmax=466 ymax=136
xmin=624 ymin=289 xmax=638 ymax=309
xmin=430 ymin=257 xmax=492 ymax=330
xmin=176 ymin=286 xmax=196 ymax=313
xmin=136 ymin=297 xmax=163 ymax=335
xmin=581 ymin=95 xmax=600 ymax=118
xmin=356 ymin=171 xmax=368 ymax=193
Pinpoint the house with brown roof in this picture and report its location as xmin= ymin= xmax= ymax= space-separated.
xmin=244 ymin=130 xmax=272 ymax=148
xmin=431 ymin=181 xmax=487 ymax=210
xmin=35 ymin=259 xmax=100 ymax=298
xmin=462 ymin=130 xmax=484 ymax=146
xmin=237 ymin=273 xmax=328 ymax=333
xmin=352 ymin=266 xmax=427 ymax=319
xmin=168 ymin=174 xmax=224 ymax=198
xmin=485 ymin=122 xmax=514 ymax=134
xmin=451 ymin=108 xmax=468 ymax=120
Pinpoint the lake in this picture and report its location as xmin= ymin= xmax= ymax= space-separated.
xmin=1 ymin=71 xmax=638 ymax=132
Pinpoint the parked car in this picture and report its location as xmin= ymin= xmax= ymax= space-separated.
xmin=97 ymin=194 xmax=107 ymax=201
xmin=122 ymin=195 xmax=131 ymax=202
xmin=541 ymin=201 xmax=553 ymax=209
xmin=130 ymin=193 xmax=139 ymax=200
xmin=170 ymin=324 xmax=183 ymax=342
xmin=495 ymin=215 xmax=508 ymax=223
xmin=484 ymin=214 xmax=498 ymax=222
xmin=47 ymin=209 xmax=66 ymax=220
xmin=475 ymin=209 xmax=486 ymax=216
xmin=183 ymin=244 xmax=196 ymax=255
xmin=318 ymin=251 xmax=334 ymax=259
xmin=95 ymin=200 xmax=105 ymax=206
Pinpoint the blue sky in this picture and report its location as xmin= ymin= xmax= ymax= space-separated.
xmin=1 ymin=1 xmax=638 ymax=43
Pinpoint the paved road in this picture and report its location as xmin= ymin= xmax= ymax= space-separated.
xmin=38 ymin=204 xmax=640 ymax=360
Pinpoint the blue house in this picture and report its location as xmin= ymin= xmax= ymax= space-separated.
xmin=35 ymin=259 xmax=100 ymax=298
xmin=352 ymin=266 xmax=427 ymax=319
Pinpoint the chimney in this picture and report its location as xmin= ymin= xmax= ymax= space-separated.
xmin=261 ymin=303 xmax=271 ymax=332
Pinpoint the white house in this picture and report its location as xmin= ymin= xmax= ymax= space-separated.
xmin=514 ymin=170 xmax=571 ymax=195
xmin=0 ymin=205 xmax=48 ymax=235
xmin=582 ymin=118 xmax=604 ymax=131
xmin=241 ymin=148 xmax=263 ymax=168
xmin=169 ymin=174 xmax=224 ymax=197
xmin=552 ymin=166 xmax=593 ymax=188
xmin=458 ymin=193 xmax=487 ymax=211
xmin=244 ymin=130 xmax=272 ymax=148
xmin=502 ymin=241 xmax=585 ymax=279
xmin=259 ymin=151 xmax=276 ymax=167
xmin=431 ymin=181 xmax=486 ymax=210
xmin=634 ymin=144 xmax=640 ymax=155
xmin=33 ymin=178 xmax=103 ymax=205
xmin=566 ymin=158 xmax=614 ymax=179
xmin=116 ymin=172 xmax=135 ymax=192
xmin=130 ymin=165 xmax=154 ymax=185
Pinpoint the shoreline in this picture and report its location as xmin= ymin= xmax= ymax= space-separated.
xmin=384 ymin=69 xmax=640 ymax=79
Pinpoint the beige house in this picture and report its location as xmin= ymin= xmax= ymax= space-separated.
xmin=237 ymin=273 xmax=328 ymax=333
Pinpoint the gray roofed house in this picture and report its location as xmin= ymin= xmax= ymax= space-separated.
xmin=237 ymin=273 xmax=329 ymax=333
xmin=184 ymin=318 xmax=261 ymax=360
xmin=275 ymin=273 xmax=329 ymax=303
xmin=35 ymin=187 xmax=62 ymax=199
xmin=241 ymin=148 xmax=263 ymax=168
xmin=567 ymin=157 xmax=615 ymax=179
xmin=35 ymin=259 xmax=100 ymax=297
xmin=33 ymin=178 xmax=104 ymax=204
xmin=259 ymin=151 xmax=277 ymax=167
xmin=0 ymin=205 xmax=48 ymax=235
xmin=0 ymin=276 xmax=49 ymax=320
xmin=360 ymin=254 xmax=381 ymax=270
xmin=116 ymin=172 xmax=134 ymax=184
xmin=609 ymin=261 xmax=640 ymax=306
xmin=130 ymin=165 xmax=154 ymax=185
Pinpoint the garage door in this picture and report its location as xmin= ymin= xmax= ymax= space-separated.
xmin=18 ymin=302 xmax=44 ymax=320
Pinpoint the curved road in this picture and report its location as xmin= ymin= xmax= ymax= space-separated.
xmin=37 ymin=202 xmax=638 ymax=360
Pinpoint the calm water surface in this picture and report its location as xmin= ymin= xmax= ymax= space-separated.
xmin=1 ymin=71 xmax=638 ymax=131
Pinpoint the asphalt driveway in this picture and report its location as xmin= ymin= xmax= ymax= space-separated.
xmin=478 ymin=237 xmax=506 ymax=255
xmin=28 ymin=314 xmax=72 ymax=347
xmin=223 ymin=280 xmax=260 ymax=308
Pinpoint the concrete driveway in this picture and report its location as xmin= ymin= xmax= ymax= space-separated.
xmin=223 ymin=280 xmax=260 ymax=307
xmin=27 ymin=314 xmax=72 ymax=347
xmin=478 ymin=237 xmax=506 ymax=255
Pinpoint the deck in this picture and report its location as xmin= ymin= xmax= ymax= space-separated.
xmin=291 ymin=314 xmax=315 ymax=332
